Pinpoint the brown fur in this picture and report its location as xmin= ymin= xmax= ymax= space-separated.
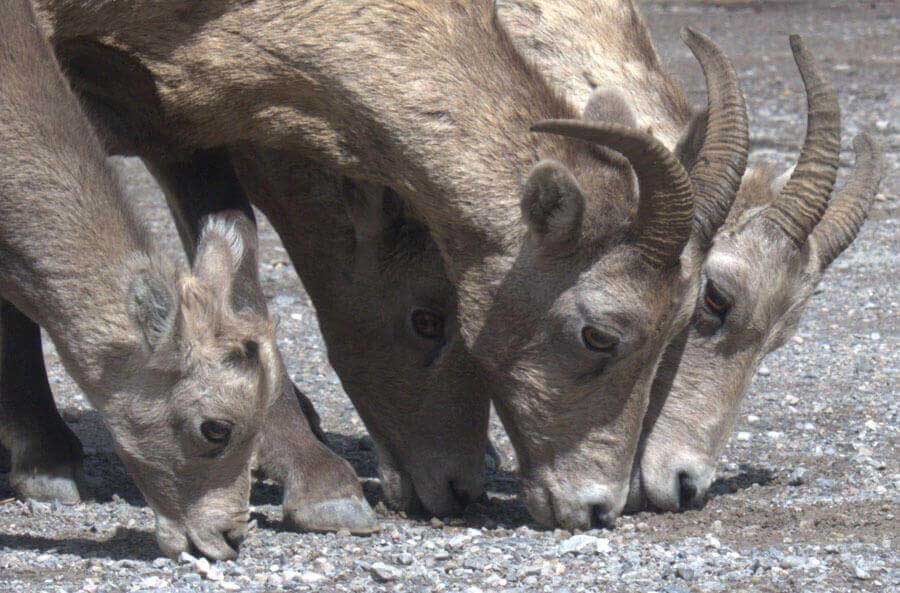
xmin=33 ymin=0 xmax=725 ymax=528
xmin=231 ymin=150 xmax=490 ymax=516
xmin=143 ymin=150 xmax=378 ymax=535
xmin=0 ymin=0 xmax=281 ymax=559
xmin=633 ymin=149 xmax=878 ymax=511
xmin=495 ymin=0 xmax=692 ymax=146
xmin=492 ymin=1 xmax=877 ymax=513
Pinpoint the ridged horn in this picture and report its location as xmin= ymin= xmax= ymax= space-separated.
xmin=810 ymin=133 xmax=883 ymax=269
xmin=531 ymin=121 xmax=693 ymax=268
xmin=681 ymin=28 xmax=749 ymax=245
xmin=763 ymin=35 xmax=841 ymax=245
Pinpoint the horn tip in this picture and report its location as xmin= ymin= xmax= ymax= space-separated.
xmin=789 ymin=34 xmax=805 ymax=54
xmin=681 ymin=27 xmax=708 ymax=47
xmin=851 ymin=132 xmax=884 ymax=176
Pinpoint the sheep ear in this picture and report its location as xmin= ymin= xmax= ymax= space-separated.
xmin=675 ymin=108 xmax=708 ymax=171
xmin=192 ymin=217 xmax=245 ymax=307
xmin=583 ymin=88 xmax=638 ymax=128
xmin=128 ymin=268 xmax=178 ymax=351
xmin=521 ymin=160 xmax=585 ymax=250
xmin=342 ymin=179 xmax=404 ymax=242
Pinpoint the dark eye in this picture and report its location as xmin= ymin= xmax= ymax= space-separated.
xmin=200 ymin=420 xmax=232 ymax=445
xmin=582 ymin=326 xmax=618 ymax=353
xmin=225 ymin=339 xmax=260 ymax=367
xmin=243 ymin=340 xmax=259 ymax=360
xmin=703 ymin=281 xmax=731 ymax=320
xmin=411 ymin=309 xmax=445 ymax=340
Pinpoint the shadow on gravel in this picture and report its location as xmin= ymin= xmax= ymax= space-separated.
xmin=0 ymin=411 xmax=146 ymax=508
xmin=0 ymin=526 xmax=159 ymax=561
xmin=325 ymin=432 xmax=379 ymax=478
xmin=0 ymin=475 xmax=11 ymax=500
xmin=68 ymin=411 xmax=146 ymax=507
xmin=707 ymin=465 xmax=775 ymax=499
xmin=485 ymin=470 xmax=520 ymax=496
xmin=0 ymin=445 xmax=10 ymax=498
xmin=4 ymin=419 xmax=539 ymax=531
xmin=467 ymin=496 xmax=535 ymax=530
xmin=249 ymin=479 xmax=282 ymax=507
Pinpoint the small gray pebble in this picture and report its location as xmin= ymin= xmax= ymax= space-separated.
xmin=675 ymin=566 xmax=694 ymax=581
xmin=26 ymin=500 xmax=50 ymax=515
xmin=787 ymin=467 xmax=807 ymax=486
xmin=815 ymin=478 xmax=836 ymax=489
xmin=779 ymin=555 xmax=805 ymax=569
xmin=370 ymin=562 xmax=400 ymax=582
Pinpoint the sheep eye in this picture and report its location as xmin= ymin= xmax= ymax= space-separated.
xmin=225 ymin=340 xmax=260 ymax=367
xmin=703 ymin=281 xmax=731 ymax=319
xmin=200 ymin=420 xmax=232 ymax=445
xmin=581 ymin=326 xmax=618 ymax=353
xmin=242 ymin=340 xmax=259 ymax=360
xmin=410 ymin=309 xmax=445 ymax=340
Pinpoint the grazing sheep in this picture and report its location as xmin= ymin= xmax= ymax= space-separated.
xmin=0 ymin=0 xmax=283 ymax=559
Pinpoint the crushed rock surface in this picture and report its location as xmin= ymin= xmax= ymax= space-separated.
xmin=1 ymin=2 xmax=896 ymax=592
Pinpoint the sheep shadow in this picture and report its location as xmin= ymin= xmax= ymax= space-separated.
xmin=326 ymin=431 xmax=533 ymax=529
xmin=0 ymin=527 xmax=161 ymax=562
xmin=707 ymin=464 xmax=776 ymax=500
xmin=0 ymin=409 xmax=146 ymax=506
xmin=325 ymin=431 xmax=380 ymax=479
xmin=3 ymin=409 xmax=538 ymax=538
xmin=3 ymin=409 xmax=779 ymax=539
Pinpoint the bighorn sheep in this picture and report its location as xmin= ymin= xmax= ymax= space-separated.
xmin=227 ymin=0 xmax=705 ymax=518
xmin=23 ymin=2 xmax=379 ymax=534
xmin=30 ymin=0 xmax=749 ymax=527
xmin=498 ymin=0 xmax=884 ymax=512
xmin=139 ymin=150 xmax=378 ymax=535
xmin=230 ymin=150 xmax=492 ymax=517
xmin=632 ymin=54 xmax=884 ymax=512
xmin=242 ymin=0 xmax=880 ymax=520
xmin=0 ymin=0 xmax=281 ymax=559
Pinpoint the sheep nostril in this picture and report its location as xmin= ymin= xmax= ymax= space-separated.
xmin=224 ymin=527 xmax=247 ymax=552
xmin=678 ymin=471 xmax=699 ymax=511
xmin=590 ymin=504 xmax=615 ymax=529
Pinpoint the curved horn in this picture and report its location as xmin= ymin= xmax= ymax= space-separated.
xmin=681 ymin=28 xmax=749 ymax=245
xmin=763 ymin=34 xmax=841 ymax=245
xmin=810 ymin=133 xmax=883 ymax=269
xmin=531 ymin=121 xmax=692 ymax=268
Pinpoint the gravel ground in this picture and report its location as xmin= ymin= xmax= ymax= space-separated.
xmin=1 ymin=2 xmax=897 ymax=592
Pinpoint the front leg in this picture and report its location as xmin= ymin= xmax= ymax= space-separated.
xmin=146 ymin=149 xmax=377 ymax=533
xmin=0 ymin=299 xmax=84 ymax=503
xmin=256 ymin=380 xmax=377 ymax=532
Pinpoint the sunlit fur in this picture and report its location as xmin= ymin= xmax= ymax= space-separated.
xmin=231 ymin=149 xmax=490 ymax=517
xmin=0 ymin=0 xmax=280 ymax=559
xmin=496 ymin=0 xmax=879 ymax=513
xmin=632 ymin=160 xmax=876 ymax=511
xmin=495 ymin=0 xmax=692 ymax=146
xmin=30 ymin=0 xmax=716 ymax=528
